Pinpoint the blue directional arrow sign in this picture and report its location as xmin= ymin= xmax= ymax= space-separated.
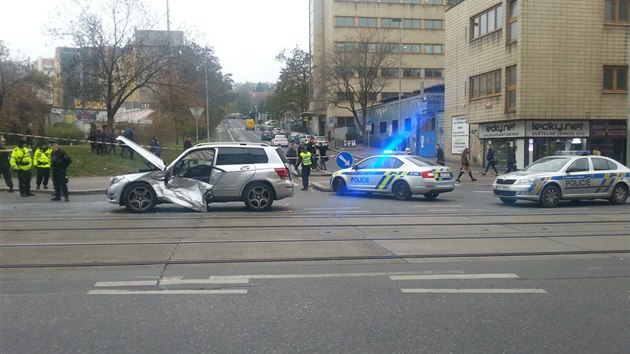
xmin=336 ymin=151 xmax=353 ymax=169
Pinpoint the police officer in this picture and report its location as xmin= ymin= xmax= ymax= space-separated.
xmin=50 ymin=143 xmax=72 ymax=202
xmin=298 ymin=146 xmax=313 ymax=191
xmin=33 ymin=141 xmax=52 ymax=189
xmin=10 ymin=139 xmax=34 ymax=197
xmin=0 ymin=136 xmax=14 ymax=192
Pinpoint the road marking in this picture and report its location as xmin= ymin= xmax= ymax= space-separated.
xmin=88 ymin=289 xmax=247 ymax=295
xmin=413 ymin=205 xmax=462 ymax=208
xmin=208 ymin=271 xmax=465 ymax=281
xmin=401 ymin=289 xmax=547 ymax=294
xmin=390 ymin=273 xmax=520 ymax=281
xmin=304 ymin=207 xmax=362 ymax=210
xmin=95 ymin=280 xmax=157 ymax=287
xmin=474 ymin=191 xmax=493 ymax=193
xmin=159 ymin=278 xmax=249 ymax=285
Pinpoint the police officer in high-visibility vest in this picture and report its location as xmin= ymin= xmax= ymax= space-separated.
xmin=298 ymin=146 xmax=313 ymax=191
xmin=10 ymin=139 xmax=34 ymax=197
xmin=33 ymin=141 xmax=52 ymax=190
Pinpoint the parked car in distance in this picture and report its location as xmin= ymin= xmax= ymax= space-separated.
xmin=261 ymin=131 xmax=273 ymax=141
xmin=106 ymin=137 xmax=294 ymax=213
xmin=272 ymin=134 xmax=289 ymax=147
xmin=314 ymin=136 xmax=328 ymax=146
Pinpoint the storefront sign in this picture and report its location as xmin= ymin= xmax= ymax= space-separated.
xmin=526 ymin=120 xmax=589 ymax=137
xmin=451 ymin=115 xmax=469 ymax=154
xmin=479 ymin=121 xmax=525 ymax=138
xmin=590 ymin=120 xmax=627 ymax=138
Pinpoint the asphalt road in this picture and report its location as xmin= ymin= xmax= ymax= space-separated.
xmin=1 ymin=119 xmax=629 ymax=353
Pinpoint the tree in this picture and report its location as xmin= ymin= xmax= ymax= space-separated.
xmin=0 ymin=42 xmax=50 ymax=136
xmin=49 ymin=0 xmax=180 ymax=127
xmin=268 ymin=47 xmax=311 ymax=125
xmin=319 ymin=29 xmax=398 ymax=135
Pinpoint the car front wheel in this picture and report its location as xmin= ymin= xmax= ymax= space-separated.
xmin=123 ymin=183 xmax=157 ymax=213
xmin=333 ymin=178 xmax=347 ymax=196
xmin=243 ymin=182 xmax=274 ymax=211
xmin=392 ymin=181 xmax=412 ymax=200
xmin=539 ymin=185 xmax=561 ymax=208
xmin=609 ymin=184 xmax=628 ymax=205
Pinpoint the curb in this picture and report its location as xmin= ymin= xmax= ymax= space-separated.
xmin=0 ymin=187 xmax=104 ymax=195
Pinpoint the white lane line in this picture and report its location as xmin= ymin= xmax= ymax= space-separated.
xmin=304 ymin=207 xmax=362 ymax=210
xmin=159 ymin=278 xmax=249 ymax=285
xmin=413 ymin=205 xmax=462 ymax=208
xmin=308 ymin=211 xmax=370 ymax=214
xmin=88 ymin=289 xmax=247 ymax=295
xmin=401 ymin=289 xmax=547 ymax=294
xmin=209 ymin=271 xmax=465 ymax=281
xmin=95 ymin=280 xmax=157 ymax=287
xmin=390 ymin=273 xmax=520 ymax=281
xmin=474 ymin=191 xmax=493 ymax=193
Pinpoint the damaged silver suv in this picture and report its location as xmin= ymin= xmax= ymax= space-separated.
xmin=106 ymin=137 xmax=294 ymax=213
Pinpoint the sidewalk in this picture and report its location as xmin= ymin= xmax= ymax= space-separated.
xmin=0 ymin=145 xmax=498 ymax=195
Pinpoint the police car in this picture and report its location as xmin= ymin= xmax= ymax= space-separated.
xmin=330 ymin=153 xmax=455 ymax=200
xmin=492 ymin=155 xmax=630 ymax=207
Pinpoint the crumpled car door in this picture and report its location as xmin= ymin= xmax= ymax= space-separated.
xmin=155 ymin=176 xmax=213 ymax=212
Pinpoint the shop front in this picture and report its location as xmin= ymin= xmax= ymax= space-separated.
xmin=478 ymin=121 xmax=525 ymax=170
xmin=589 ymin=120 xmax=627 ymax=163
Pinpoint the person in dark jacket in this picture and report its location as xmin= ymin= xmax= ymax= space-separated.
xmin=183 ymin=136 xmax=193 ymax=151
xmin=506 ymin=146 xmax=518 ymax=173
xmin=318 ymin=143 xmax=328 ymax=170
xmin=436 ymin=144 xmax=445 ymax=166
xmin=0 ymin=136 xmax=14 ymax=192
xmin=50 ymin=143 xmax=72 ymax=202
xmin=150 ymin=136 xmax=161 ymax=157
xmin=285 ymin=142 xmax=300 ymax=176
xmin=482 ymin=145 xmax=499 ymax=176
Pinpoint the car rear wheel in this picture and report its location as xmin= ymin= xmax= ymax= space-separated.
xmin=539 ymin=185 xmax=561 ymax=208
xmin=500 ymin=197 xmax=517 ymax=205
xmin=392 ymin=181 xmax=412 ymax=200
xmin=243 ymin=182 xmax=274 ymax=211
xmin=423 ymin=191 xmax=439 ymax=200
xmin=123 ymin=183 xmax=157 ymax=213
xmin=609 ymin=184 xmax=628 ymax=205
xmin=333 ymin=178 xmax=347 ymax=196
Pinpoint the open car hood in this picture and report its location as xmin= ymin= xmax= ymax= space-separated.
xmin=116 ymin=136 xmax=165 ymax=170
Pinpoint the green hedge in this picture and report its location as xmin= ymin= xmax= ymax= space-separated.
xmin=46 ymin=123 xmax=85 ymax=145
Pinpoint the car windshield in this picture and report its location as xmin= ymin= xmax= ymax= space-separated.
xmin=523 ymin=157 xmax=572 ymax=172
xmin=405 ymin=156 xmax=435 ymax=167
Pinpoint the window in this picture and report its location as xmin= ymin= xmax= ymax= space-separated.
xmin=470 ymin=69 xmax=501 ymax=100
xmin=403 ymin=68 xmax=422 ymax=77
xmin=603 ymin=66 xmax=628 ymax=92
xmin=425 ymin=0 xmax=442 ymax=4
xmin=425 ymin=20 xmax=444 ymax=29
xmin=507 ymin=0 xmax=518 ymax=43
xmin=381 ymin=18 xmax=401 ymax=28
xmin=379 ymin=122 xmax=387 ymax=133
xmin=382 ymin=68 xmax=399 ymax=77
xmin=357 ymin=43 xmax=377 ymax=52
xmin=402 ymin=44 xmax=421 ymax=53
xmin=336 ymin=91 xmax=354 ymax=100
xmin=392 ymin=120 xmax=399 ymax=133
xmin=335 ymin=42 xmax=354 ymax=52
xmin=592 ymin=158 xmax=617 ymax=171
xmin=335 ymin=16 xmax=355 ymax=27
xmin=381 ymin=92 xmax=399 ymax=99
xmin=336 ymin=67 xmax=355 ymax=77
xmin=404 ymin=118 xmax=412 ymax=131
xmin=382 ymin=0 xmax=400 ymax=3
xmin=403 ymin=19 xmax=421 ymax=28
xmin=382 ymin=43 xmax=400 ymax=53
xmin=506 ymin=65 xmax=517 ymax=111
xmin=425 ymin=68 xmax=443 ymax=78
xmin=359 ymin=17 xmax=377 ymax=27
xmin=567 ymin=158 xmax=589 ymax=172
xmin=605 ymin=0 xmax=630 ymax=23
xmin=404 ymin=0 xmax=421 ymax=3
xmin=470 ymin=5 xmax=503 ymax=40
xmin=424 ymin=44 xmax=443 ymax=54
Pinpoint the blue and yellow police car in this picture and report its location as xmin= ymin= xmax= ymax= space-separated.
xmin=493 ymin=155 xmax=630 ymax=207
xmin=330 ymin=153 xmax=455 ymax=200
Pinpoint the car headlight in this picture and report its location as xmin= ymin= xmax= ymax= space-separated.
xmin=515 ymin=177 xmax=537 ymax=185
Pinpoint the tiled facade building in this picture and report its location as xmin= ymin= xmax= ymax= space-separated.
xmin=309 ymin=0 xmax=447 ymax=138
xmin=445 ymin=0 xmax=628 ymax=168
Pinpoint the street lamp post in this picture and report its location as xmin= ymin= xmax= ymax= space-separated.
xmin=392 ymin=18 xmax=403 ymax=137
xmin=205 ymin=67 xmax=210 ymax=142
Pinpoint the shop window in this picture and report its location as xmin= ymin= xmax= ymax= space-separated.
xmin=603 ymin=66 xmax=628 ymax=92
xmin=605 ymin=0 xmax=630 ymax=24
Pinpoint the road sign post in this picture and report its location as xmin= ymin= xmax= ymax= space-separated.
xmin=189 ymin=107 xmax=204 ymax=142
xmin=336 ymin=151 xmax=354 ymax=169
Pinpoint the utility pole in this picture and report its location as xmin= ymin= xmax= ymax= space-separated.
xmin=392 ymin=18 xmax=403 ymax=132
xmin=206 ymin=68 xmax=210 ymax=142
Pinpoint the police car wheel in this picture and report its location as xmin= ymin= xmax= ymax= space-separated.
xmin=423 ymin=191 xmax=439 ymax=200
xmin=500 ymin=197 xmax=517 ymax=205
xmin=392 ymin=181 xmax=412 ymax=200
xmin=539 ymin=185 xmax=560 ymax=208
xmin=124 ymin=183 xmax=157 ymax=213
xmin=609 ymin=184 xmax=628 ymax=205
xmin=333 ymin=178 xmax=347 ymax=196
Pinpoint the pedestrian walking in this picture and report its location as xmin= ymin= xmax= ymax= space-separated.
xmin=298 ymin=146 xmax=313 ymax=190
xmin=318 ymin=143 xmax=328 ymax=170
xmin=183 ymin=136 xmax=193 ymax=151
xmin=10 ymin=139 xmax=34 ymax=197
xmin=506 ymin=146 xmax=518 ymax=173
xmin=482 ymin=145 xmax=499 ymax=176
xmin=436 ymin=144 xmax=445 ymax=166
xmin=285 ymin=142 xmax=300 ymax=176
xmin=456 ymin=147 xmax=477 ymax=182
xmin=150 ymin=136 xmax=161 ymax=157
xmin=50 ymin=143 xmax=72 ymax=202
xmin=0 ymin=136 xmax=14 ymax=192
xmin=33 ymin=141 xmax=52 ymax=189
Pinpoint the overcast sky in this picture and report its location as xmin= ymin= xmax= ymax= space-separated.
xmin=0 ymin=0 xmax=310 ymax=83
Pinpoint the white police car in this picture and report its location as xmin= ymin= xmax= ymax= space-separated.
xmin=330 ymin=154 xmax=454 ymax=200
xmin=492 ymin=155 xmax=630 ymax=207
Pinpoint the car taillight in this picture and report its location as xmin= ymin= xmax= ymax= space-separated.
xmin=421 ymin=171 xmax=435 ymax=178
xmin=275 ymin=167 xmax=290 ymax=179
